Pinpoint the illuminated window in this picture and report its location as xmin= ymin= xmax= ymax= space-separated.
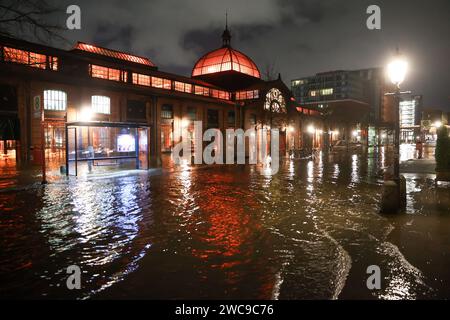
xmin=92 ymin=95 xmax=110 ymax=114
xmin=310 ymin=90 xmax=317 ymax=97
xmin=195 ymin=86 xmax=209 ymax=96
xmin=219 ymin=90 xmax=230 ymax=100
xmin=264 ymin=88 xmax=286 ymax=113
xmin=49 ymin=56 xmax=58 ymax=71
xmin=161 ymin=105 xmax=173 ymax=119
xmin=3 ymin=46 xmax=57 ymax=70
xmin=151 ymin=77 xmax=163 ymax=88
xmin=90 ymin=64 xmax=126 ymax=82
xmin=174 ymin=82 xmax=193 ymax=94
xmin=174 ymin=81 xmax=184 ymax=92
xmin=320 ymin=88 xmax=334 ymax=96
xmin=150 ymin=77 xmax=171 ymax=90
xmin=132 ymin=73 xmax=150 ymax=86
xmin=163 ymin=79 xmax=172 ymax=90
xmin=236 ymin=90 xmax=259 ymax=100
xmin=44 ymin=90 xmax=67 ymax=111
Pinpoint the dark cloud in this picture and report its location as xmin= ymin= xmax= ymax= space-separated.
xmin=92 ymin=24 xmax=134 ymax=49
xmin=181 ymin=27 xmax=223 ymax=55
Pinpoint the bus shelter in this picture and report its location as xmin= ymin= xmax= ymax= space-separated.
xmin=65 ymin=121 xmax=150 ymax=176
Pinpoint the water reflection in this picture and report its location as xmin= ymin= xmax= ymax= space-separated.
xmin=0 ymin=148 xmax=449 ymax=299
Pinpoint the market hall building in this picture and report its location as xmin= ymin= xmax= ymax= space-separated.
xmin=0 ymin=26 xmax=322 ymax=176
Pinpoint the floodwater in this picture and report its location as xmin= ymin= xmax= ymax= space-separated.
xmin=0 ymin=147 xmax=449 ymax=300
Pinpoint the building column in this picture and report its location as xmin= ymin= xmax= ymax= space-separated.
xmin=149 ymin=96 xmax=161 ymax=167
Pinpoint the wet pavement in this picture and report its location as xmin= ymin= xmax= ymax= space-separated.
xmin=0 ymin=146 xmax=449 ymax=300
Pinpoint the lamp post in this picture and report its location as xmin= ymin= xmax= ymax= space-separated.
xmin=387 ymin=48 xmax=408 ymax=183
xmin=382 ymin=48 xmax=409 ymax=212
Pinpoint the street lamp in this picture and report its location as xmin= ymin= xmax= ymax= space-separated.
xmin=387 ymin=49 xmax=408 ymax=180
xmin=434 ymin=121 xmax=442 ymax=128
xmin=307 ymin=125 xmax=315 ymax=134
xmin=387 ymin=53 xmax=408 ymax=89
xmin=382 ymin=48 xmax=409 ymax=212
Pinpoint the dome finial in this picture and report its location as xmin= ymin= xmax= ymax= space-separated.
xmin=222 ymin=11 xmax=231 ymax=47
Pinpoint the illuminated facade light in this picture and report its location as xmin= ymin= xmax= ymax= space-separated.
xmin=79 ymin=107 xmax=93 ymax=122
xmin=307 ymin=125 xmax=315 ymax=134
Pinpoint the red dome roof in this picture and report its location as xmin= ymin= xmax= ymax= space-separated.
xmin=192 ymin=46 xmax=261 ymax=79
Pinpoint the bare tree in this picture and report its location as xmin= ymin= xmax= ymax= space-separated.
xmin=0 ymin=0 xmax=65 ymax=43
xmin=262 ymin=60 xmax=278 ymax=81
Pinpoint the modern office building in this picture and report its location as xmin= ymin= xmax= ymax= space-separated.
xmin=291 ymin=68 xmax=386 ymax=147
xmin=0 ymin=25 xmax=322 ymax=176
xmin=399 ymin=95 xmax=422 ymax=143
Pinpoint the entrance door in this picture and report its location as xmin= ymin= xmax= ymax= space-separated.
xmin=138 ymin=128 xmax=149 ymax=169
xmin=161 ymin=123 xmax=173 ymax=153
xmin=66 ymin=127 xmax=77 ymax=176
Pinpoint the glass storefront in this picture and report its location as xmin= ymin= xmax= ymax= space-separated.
xmin=66 ymin=122 xmax=149 ymax=176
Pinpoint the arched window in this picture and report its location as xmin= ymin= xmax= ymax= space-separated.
xmin=44 ymin=90 xmax=67 ymax=111
xmin=264 ymin=88 xmax=286 ymax=113
xmin=92 ymin=95 xmax=111 ymax=114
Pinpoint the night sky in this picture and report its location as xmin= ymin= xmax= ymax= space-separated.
xmin=48 ymin=0 xmax=450 ymax=110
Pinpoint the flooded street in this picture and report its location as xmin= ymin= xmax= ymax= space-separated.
xmin=1 ymin=148 xmax=450 ymax=300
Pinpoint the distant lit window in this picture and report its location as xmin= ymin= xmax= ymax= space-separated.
xmin=310 ymin=90 xmax=317 ymax=97
xmin=44 ymin=90 xmax=67 ymax=111
xmin=320 ymin=88 xmax=334 ymax=96
xmin=292 ymin=80 xmax=304 ymax=86
xmin=90 ymin=64 xmax=126 ymax=82
xmin=92 ymin=95 xmax=110 ymax=114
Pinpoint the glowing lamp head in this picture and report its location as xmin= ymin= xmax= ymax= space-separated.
xmin=79 ymin=107 xmax=92 ymax=122
xmin=289 ymin=126 xmax=295 ymax=133
xmin=352 ymin=130 xmax=359 ymax=137
xmin=387 ymin=50 xmax=408 ymax=87
xmin=434 ymin=121 xmax=442 ymax=128
xmin=181 ymin=119 xmax=190 ymax=128
xmin=307 ymin=125 xmax=315 ymax=134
